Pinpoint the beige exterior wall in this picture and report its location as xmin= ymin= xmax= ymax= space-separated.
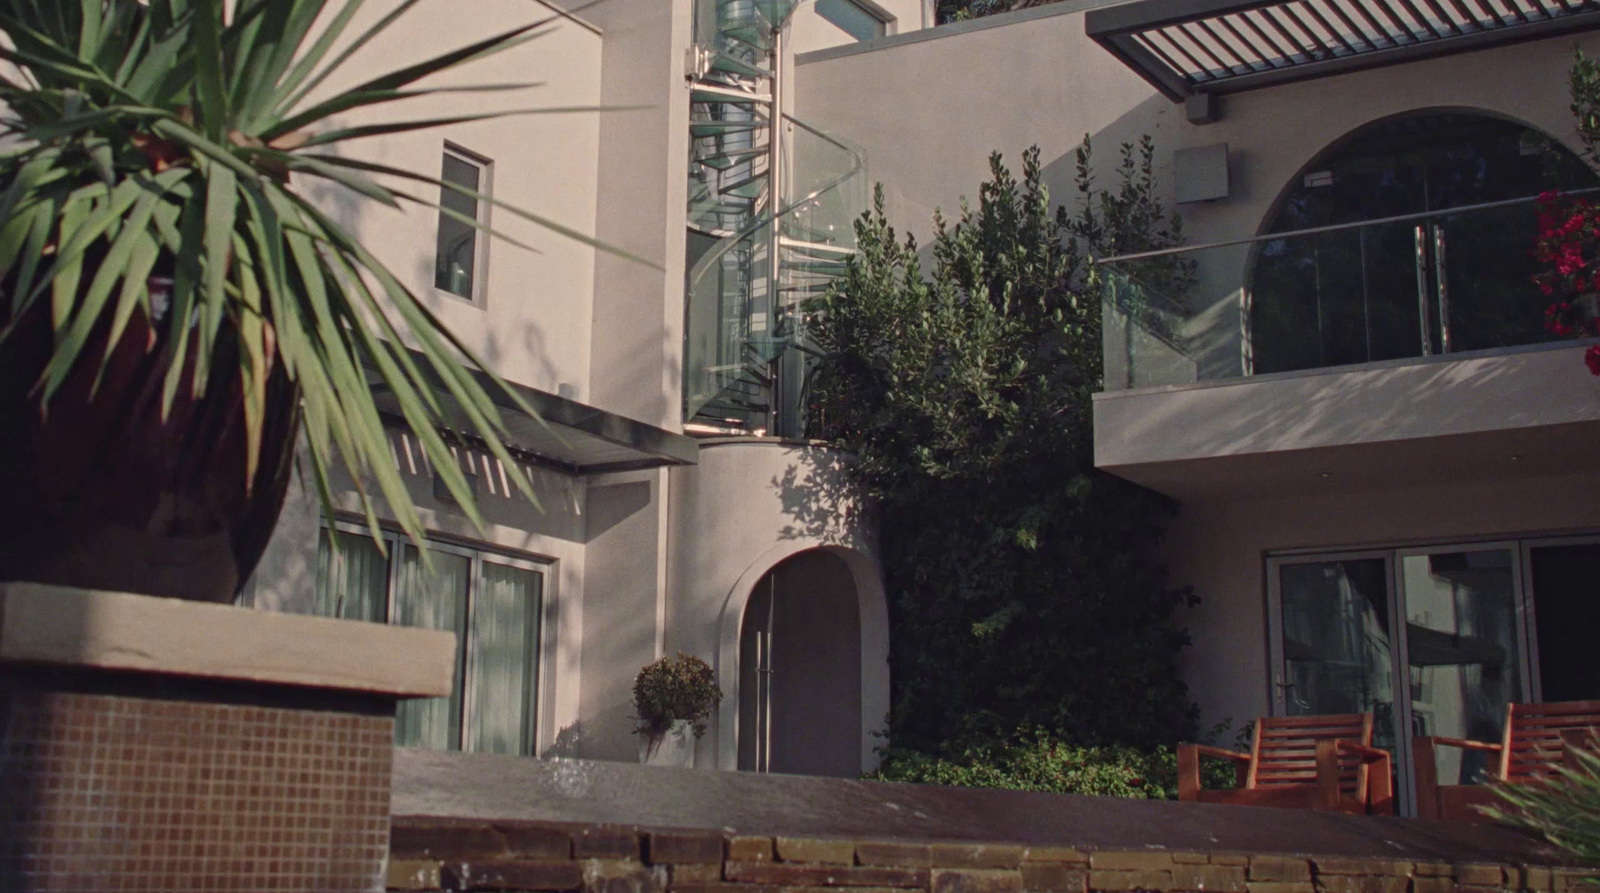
xmin=301 ymin=0 xmax=604 ymax=404
xmin=585 ymin=0 xmax=694 ymax=432
xmin=244 ymin=0 xmax=897 ymax=773
xmin=667 ymin=440 xmax=888 ymax=772
xmin=797 ymin=5 xmax=1600 ymax=248
xmin=1171 ymin=470 xmax=1600 ymax=734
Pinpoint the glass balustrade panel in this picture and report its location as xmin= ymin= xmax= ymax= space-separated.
xmin=1099 ymin=199 xmax=1575 ymax=391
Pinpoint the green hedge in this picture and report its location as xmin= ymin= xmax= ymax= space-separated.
xmin=869 ymin=731 xmax=1238 ymax=800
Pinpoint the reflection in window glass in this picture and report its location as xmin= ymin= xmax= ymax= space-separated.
xmin=435 ymin=151 xmax=484 ymax=299
xmin=1279 ymin=558 xmax=1396 ymax=752
xmin=816 ymin=0 xmax=884 ymax=41
xmin=1251 ymin=113 xmax=1598 ymax=374
xmin=1401 ymin=550 xmax=1518 ymax=785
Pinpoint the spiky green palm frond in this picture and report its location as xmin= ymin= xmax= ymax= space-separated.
xmin=1485 ymin=743 xmax=1600 ymax=874
xmin=0 ymin=0 xmax=629 ymax=552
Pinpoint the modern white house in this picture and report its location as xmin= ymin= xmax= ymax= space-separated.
xmin=797 ymin=0 xmax=1600 ymax=813
xmin=244 ymin=0 xmax=1600 ymax=815
xmin=245 ymin=0 xmax=927 ymax=780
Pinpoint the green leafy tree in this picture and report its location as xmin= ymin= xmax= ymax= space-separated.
xmin=808 ymin=142 xmax=1197 ymax=757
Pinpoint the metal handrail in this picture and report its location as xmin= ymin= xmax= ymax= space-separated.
xmin=1095 ymin=186 xmax=1600 ymax=266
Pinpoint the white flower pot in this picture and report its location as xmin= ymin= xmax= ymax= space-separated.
xmin=639 ymin=720 xmax=696 ymax=768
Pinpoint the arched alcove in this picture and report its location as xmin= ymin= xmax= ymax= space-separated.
xmin=712 ymin=543 xmax=888 ymax=776
xmin=737 ymin=549 xmax=861 ymax=776
xmin=1248 ymin=110 xmax=1598 ymax=375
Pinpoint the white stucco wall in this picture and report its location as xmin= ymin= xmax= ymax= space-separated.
xmin=299 ymin=0 xmax=604 ymax=403
xmin=1171 ymin=469 xmax=1600 ymax=737
xmin=666 ymin=440 xmax=888 ymax=772
xmin=574 ymin=468 xmax=671 ymax=762
xmin=585 ymin=0 xmax=694 ymax=431
xmin=797 ymin=4 xmax=1600 ymax=248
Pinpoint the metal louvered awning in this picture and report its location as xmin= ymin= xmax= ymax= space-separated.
xmin=1086 ymin=0 xmax=1600 ymax=100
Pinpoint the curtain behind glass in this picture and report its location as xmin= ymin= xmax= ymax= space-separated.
xmin=471 ymin=562 xmax=542 ymax=755
xmin=395 ymin=546 xmax=471 ymax=750
xmin=314 ymin=530 xmax=388 ymax=622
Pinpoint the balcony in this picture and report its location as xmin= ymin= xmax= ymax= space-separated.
xmin=1092 ymin=195 xmax=1600 ymax=501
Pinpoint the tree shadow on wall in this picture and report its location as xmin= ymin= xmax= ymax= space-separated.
xmin=770 ymin=445 xmax=875 ymax=550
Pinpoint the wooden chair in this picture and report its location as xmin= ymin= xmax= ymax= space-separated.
xmin=1414 ymin=699 xmax=1600 ymax=823
xmin=1178 ymin=713 xmax=1394 ymax=815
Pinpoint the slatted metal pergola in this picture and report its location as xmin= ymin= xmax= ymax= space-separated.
xmin=1086 ymin=0 xmax=1600 ymax=100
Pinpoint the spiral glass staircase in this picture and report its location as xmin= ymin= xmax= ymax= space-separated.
xmin=684 ymin=0 xmax=867 ymax=436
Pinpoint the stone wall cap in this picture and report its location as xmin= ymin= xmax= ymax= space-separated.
xmin=0 ymin=582 xmax=455 ymax=698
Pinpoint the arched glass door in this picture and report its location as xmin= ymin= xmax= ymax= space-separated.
xmin=1251 ymin=113 xmax=1597 ymax=374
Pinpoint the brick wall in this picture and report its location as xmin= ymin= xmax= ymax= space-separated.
xmin=386 ymin=818 xmax=1590 ymax=893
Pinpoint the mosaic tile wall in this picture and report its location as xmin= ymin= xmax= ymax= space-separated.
xmin=0 ymin=682 xmax=394 ymax=893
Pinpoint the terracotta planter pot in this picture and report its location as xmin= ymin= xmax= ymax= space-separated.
xmin=0 ymin=292 xmax=299 ymax=603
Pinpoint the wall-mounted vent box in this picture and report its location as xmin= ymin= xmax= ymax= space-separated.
xmin=1174 ymin=143 xmax=1229 ymax=204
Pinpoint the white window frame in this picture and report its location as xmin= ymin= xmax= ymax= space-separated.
xmin=322 ymin=520 xmax=552 ymax=756
xmin=816 ymin=0 xmax=895 ymax=40
xmin=433 ymin=142 xmax=493 ymax=306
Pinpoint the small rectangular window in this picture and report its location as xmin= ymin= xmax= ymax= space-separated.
xmin=314 ymin=526 xmax=546 ymax=756
xmin=816 ymin=0 xmax=887 ymax=41
xmin=434 ymin=146 xmax=490 ymax=300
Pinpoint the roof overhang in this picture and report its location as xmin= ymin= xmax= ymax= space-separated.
xmin=371 ymin=356 xmax=698 ymax=476
xmin=1086 ymin=0 xmax=1600 ymax=100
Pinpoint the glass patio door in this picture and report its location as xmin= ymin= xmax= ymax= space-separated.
xmin=1270 ymin=544 xmax=1531 ymax=816
xmin=1270 ymin=555 xmax=1399 ymax=754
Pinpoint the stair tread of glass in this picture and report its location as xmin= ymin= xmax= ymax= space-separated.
xmin=694 ymin=147 xmax=767 ymax=170
xmin=709 ymin=54 xmax=772 ymax=78
xmin=691 ymin=86 xmax=771 ymax=104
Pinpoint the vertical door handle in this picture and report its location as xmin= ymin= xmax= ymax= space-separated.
xmin=1414 ymin=225 xmax=1433 ymax=356
xmin=1432 ymin=224 xmax=1450 ymax=354
xmin=1273 ymin=677 xmax=1295 ymax=710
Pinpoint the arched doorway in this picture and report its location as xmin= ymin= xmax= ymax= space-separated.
xmin=1249 ymin=111 xmax=1597 ymax=375
xmin=736 ymin=549 xmax=862 ymax=776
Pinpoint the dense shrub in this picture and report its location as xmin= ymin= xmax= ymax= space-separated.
xmin=809 ymin=141 xmax=1198 ymax=759
xmin=870 ymin=730 xmax=1237 ymax=799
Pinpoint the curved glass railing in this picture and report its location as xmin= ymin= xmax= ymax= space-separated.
xmin=1098 ymin=193 xmax=1590 ymax=391
xmin=683 ymin=0 xmax=867 ymax=432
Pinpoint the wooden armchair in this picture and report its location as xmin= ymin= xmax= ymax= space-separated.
xmin=1414 ymin=699 xmax=1600 ymax=823
xmin=1179 ymin=713 xmax=1394 ymax=815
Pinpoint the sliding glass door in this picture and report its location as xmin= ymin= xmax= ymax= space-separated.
xmin=1269 ymin=542 xmax=1531 ymax=815
xmin=314 ymin=525 xmax=547 ymax=756
xmin=1272 ymin=554 xmax=1398 ymax=755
